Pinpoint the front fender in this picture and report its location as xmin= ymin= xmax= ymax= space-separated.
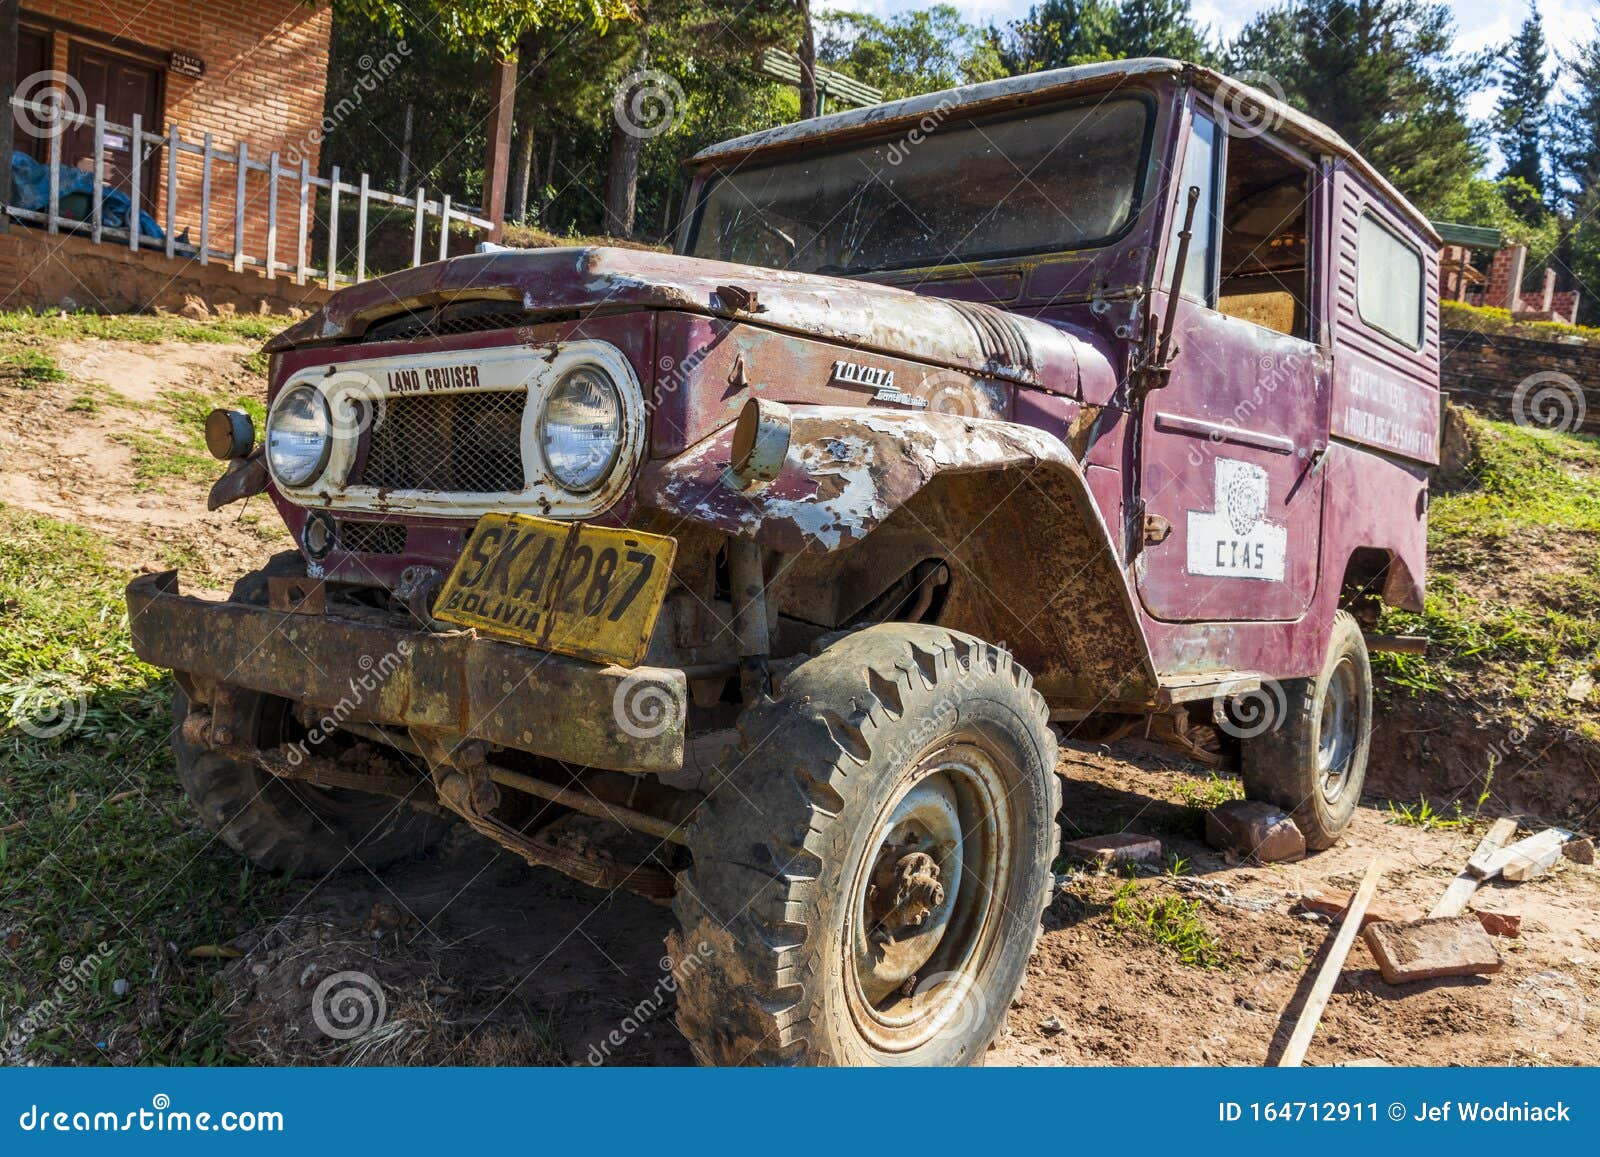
xmin=637 ymin=406 xmax=1157 ymax=703
xmin=638 ymin=406 xmax=1081 ymax=554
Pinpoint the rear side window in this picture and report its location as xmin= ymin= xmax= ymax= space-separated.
xmin=1357 ymin=213 xmax=1423 ymax=347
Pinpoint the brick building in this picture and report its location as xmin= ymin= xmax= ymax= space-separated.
xmin=3 ymin=0 xmax=333 ymax=297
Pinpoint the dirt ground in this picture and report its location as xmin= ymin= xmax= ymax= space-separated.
xmin=3 ymin=336 xmax=1597 ymax=1066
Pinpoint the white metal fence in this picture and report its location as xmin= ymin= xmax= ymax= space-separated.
xmin=5 ymin=95 xmax=494 ymax=288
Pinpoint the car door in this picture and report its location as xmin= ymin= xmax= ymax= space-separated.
xmin=1135 ymin=104 xmax=1329 ymax=624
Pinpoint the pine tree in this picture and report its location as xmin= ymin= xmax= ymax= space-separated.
xmin=1227 ymin=0 xmax=1486 ymax=214
xmin=1113 ymin=0 xmax=1212 ymax=64
xmin=1494 ymin=4 xmax=1554 ymax=216
xmin=996 ymin=0 xmax=1118 ymax=74
xmin=1556 ymin=16 xmax=1600 ymax=206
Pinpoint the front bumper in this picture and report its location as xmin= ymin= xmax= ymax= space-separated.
xmin=125 ymin=571 xmax=686 ymax=774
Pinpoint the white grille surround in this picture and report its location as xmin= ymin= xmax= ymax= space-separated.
xmin=267 ymin=340 xmax=646 ymax=520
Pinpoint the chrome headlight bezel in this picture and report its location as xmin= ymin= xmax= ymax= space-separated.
xmin=536 ymin=363 xmax=626 ymax=495
xmin=264 ymin=382 xmax=332 ymax=488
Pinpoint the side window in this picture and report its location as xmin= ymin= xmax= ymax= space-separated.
xmin=1217 ymin=131 xmax=1314 ymax=341
xmin=1357 ymin=213 xmax=1423 ymax=347
xmin=1168 ymin=111 xmax=1218 ymax=303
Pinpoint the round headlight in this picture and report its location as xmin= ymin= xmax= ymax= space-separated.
xmin=265 ymin=384 xmax=331 ymax=487
xmin=539 ymin=365 xmax=623 ymax=493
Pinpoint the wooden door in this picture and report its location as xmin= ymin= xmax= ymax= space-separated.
xmin=12 ymin=28 xmax=52 ymax=163
xmin=64 ymin=42 xmax=162 ymax=202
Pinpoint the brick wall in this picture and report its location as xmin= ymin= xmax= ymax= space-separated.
xmin=0 ymin=224 xmax=330 ymax=315
xmin=17 ymin=0 xmax=332 ymax=264
xmin=1442 ymin=327 xmax=1599 ymax=435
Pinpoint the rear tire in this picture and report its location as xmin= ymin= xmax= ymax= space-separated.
xmin=1239 ymin=610 xmax=1372 ymax=850
xmin=172 ymin=689 xmax=450 ymax=876
xmin=669 ymin=624 xmax=1060 ymax=1066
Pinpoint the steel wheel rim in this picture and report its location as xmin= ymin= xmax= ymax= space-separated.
xmin=843 ymin=737 xmax=1009 ymax=1053
xmin=1317 ymin=656 xmax=1360 ymax=804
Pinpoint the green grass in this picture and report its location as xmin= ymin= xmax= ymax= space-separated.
xmin=1375 ymin=414 xmax=1600 ymax=737
xmin=1173 ymin=770 xmax=1244 ymax=812
xmin=1441 ymin=299 xmax=1600 ymax=344
xmin=0 ymin=309 xmax=284 ymax=346
xmin=0 ymin=503 xmax=286 ymax=1064
xmin=1109 ymin=878 xmax=1226 ymax=969
xmin=0 ymin=346 xmax=68 ymax=388
xmin=1386 ymin=797 xmax=1476 ymax=831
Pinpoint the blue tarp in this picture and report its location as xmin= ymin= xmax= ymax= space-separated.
xmin=9 ymin=150 xmax=165 ymax=241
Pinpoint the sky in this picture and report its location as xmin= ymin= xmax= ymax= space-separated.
xmin=814 ymin=0 xmax=1599 ymax=121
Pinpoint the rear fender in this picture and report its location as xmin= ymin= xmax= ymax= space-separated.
xmin=637 ymin=406 xmax=1157 ymax=702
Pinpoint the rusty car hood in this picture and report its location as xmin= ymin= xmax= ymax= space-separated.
xmin=265 ymin=247 xmax=1096 ymax=392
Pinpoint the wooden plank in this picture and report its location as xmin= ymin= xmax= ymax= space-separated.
xmin=1432 ymin=816 xmax=1518 ymax=918
xmin=0 ymin=0 xmax=18 ymax=234
xmin=295 ymin=156 xmax=310 ymax=284
xmin=233 ymin=139 xmax=247 ymax=272
xmin=90 ymin=105 xmax=105 ymax=244
xmin=411 ymin=185 xmax=425 ymax=267
xmin=46 ymin=118 xmax=60 ymax=234
xmin=356 ymin=172 xmax=369 ymax=283
xmin=1476 ymin=828 xmax=1572 ymax=882
xmin=326 ymin=165 xmax=341 ymax=290
xmin=199 ymin=131 xmax=212 ymax=264
xmin=128 ymin=112 xmax=142 ymax=251
xmin=164 ymin=122 xmax=178 ymax=259
xmin=265 ymin=151 xmax=279 ymax=279
xmin=1278 ymin=859 xmax=1383 ymax=1068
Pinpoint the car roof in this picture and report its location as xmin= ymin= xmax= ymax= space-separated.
xmin=691 ymin=58 xmax=1437 ymax=244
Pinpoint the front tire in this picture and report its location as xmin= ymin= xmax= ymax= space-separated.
xmin=1240 ymin=610 xmax=1372 ymax=850
xmin=669 ymin=625 xmax=1060 ymax=1066
xmin=173 ymin=689 xmax=450 ymax=876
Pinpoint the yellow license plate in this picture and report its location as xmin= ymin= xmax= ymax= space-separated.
xmin=432 ymin=513 xmax=676 ymax=668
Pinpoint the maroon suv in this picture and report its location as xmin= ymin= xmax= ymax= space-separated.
xmin=128 ymin=58 xmax=1438 ymax=1066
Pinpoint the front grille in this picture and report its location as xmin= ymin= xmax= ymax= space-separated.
xmin=354 ymin=389 xmax=527 ymax=493
xmin=337 ymin=519 xmax=408 ymax=555
xmin=361 ymin=301 xmax=578 ymax=343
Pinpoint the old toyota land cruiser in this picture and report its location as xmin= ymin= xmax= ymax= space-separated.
xmin=128 ymin=59 xmax=1439 ymax=1066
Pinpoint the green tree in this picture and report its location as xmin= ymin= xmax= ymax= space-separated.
xmin=335 ymin=0 xmax=628 ymax=58
xmin=1228 ymin=0 xmax=1487 ymax=214
xmin=996 ymin=0 xmax=1118 ymax=74
xmin=1555 ymin=16 xmax=1600 ymax=320
xmin=819 ymin=6 xmax=1005 ymax=100
xmin=1113 ymin=0 xmax=1213 ymax=64
xmin=1494 ymin=5 xmax=1554 ymax=217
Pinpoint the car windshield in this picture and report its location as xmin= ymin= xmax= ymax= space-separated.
xmin=687 ymin=97 xmax=1150 ymax=276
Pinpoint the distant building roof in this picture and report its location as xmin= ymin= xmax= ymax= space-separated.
xmin=1432 ymin=221 xmax=1503 ymax=250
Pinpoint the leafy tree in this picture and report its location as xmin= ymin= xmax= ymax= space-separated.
xmin=1493 ymin=5 xmax=1554 ymax=217
xmin=1433 ymin=176 xmax=1558 ymax=258
xmin=1113 ymin=0 xmax=1213 ymax=64
xmin=819 ymin=5 xmax=1005 ymax=100
xmin=1555 ymin=16 xmax=1600 ymax=319
xmin=995 ymin=0 xmax=1118 ymax=74
xmin=1228 ymin=0 xmax=1487 ymax=214
xmin=334 ymin=0 xmax=629 ymax=58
